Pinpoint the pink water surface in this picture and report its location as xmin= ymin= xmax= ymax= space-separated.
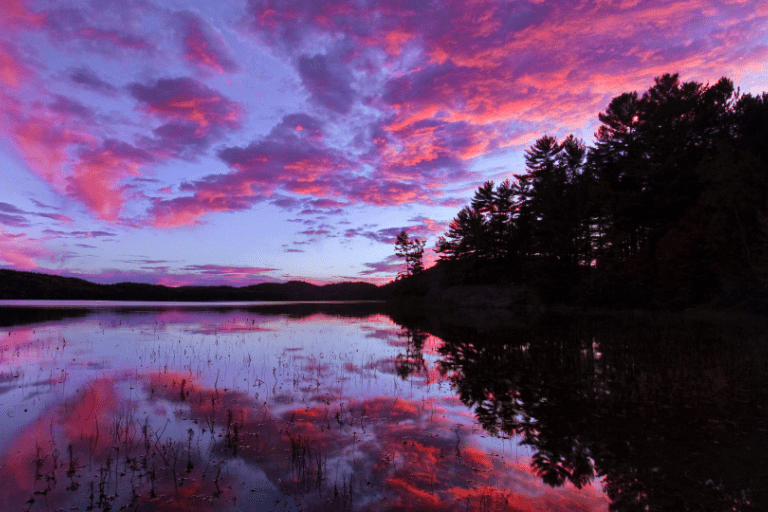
xmin=0 ymin=303 xmax=609 ymax=511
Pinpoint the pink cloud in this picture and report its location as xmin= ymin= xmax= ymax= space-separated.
xmin=178 ymin=11 xmax=239 ymax=74
xmin=40 ymin=213 xmax=73 ymax=222
xmin=407 ymin=215 xmax=449 ymax=238
xmin=240 ymin=2 xmax=546 ymax=207
xmin=342 ymin=177 xmax=433 ymax=206
xmin=3 ymin=92 xmax=157 ymax=222
xmin=303 ymin=197 xmax=347 ymax=209
xmin=0 ymin=42 xmax=34 ymax=89
xmin=0 ymin=229 xmax=55 ymax=269
xmin=147 ymin=103 xmax=464 ymax=225
xmin=67 ymin=140 xmax=153 ymax=221
xmin=0 ymin=202 xmax=30 ymax=228
xmin=148 ymin=187 xmax=267 ymax=228
xmin=439 ymin=197 xmax=469 ymax=208
xmin=0 ymin=0 xmax=46 ymax=30
xmin=128 ymin=77 xmax=244 ymax=161
xmin=0 ymin=214 xmax=28 ymax=228
xmin=7 ymin=99 xmax=95 ymax=187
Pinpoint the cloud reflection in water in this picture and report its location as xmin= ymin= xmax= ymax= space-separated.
xmin=0 ymin=304 xmax=609 ymax=511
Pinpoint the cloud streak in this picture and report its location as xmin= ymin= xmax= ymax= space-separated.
xmin=178 ymin=11 xmax=240 ymax=74
xmin=0 ymin=202 xmax=73 ymax=227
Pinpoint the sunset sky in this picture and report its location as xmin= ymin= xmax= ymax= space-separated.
xmin=1 ymin=0 xmax=766 ymax=286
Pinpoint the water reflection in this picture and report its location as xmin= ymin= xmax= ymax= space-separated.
xmin=7 ymin=302 xmax=765 ymax=510
xmin=0 ymin=305 xmax=90 ymax=327
xmin=390 ymin=310 xmax=768 ymax=511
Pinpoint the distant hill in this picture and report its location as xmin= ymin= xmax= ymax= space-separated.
xmin=0 ymin=269 xmax=391 ymax=301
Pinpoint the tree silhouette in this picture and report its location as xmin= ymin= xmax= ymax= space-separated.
xmin=394 ymin=326 xmax=428 ymax=380
xmin=515 ymin=135 xmax=585 ymax=273
xmin=435 ymin=206 xmax=487 ymax=262
xmin=394 ymin=230 xmax=425 ymax=279
xmin=425 ymin=72 xmax=768 ymax=308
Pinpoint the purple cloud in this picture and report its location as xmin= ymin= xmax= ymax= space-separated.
xmin=342 ymin=217 xmax=447 ymax=245
xmin=0 ymin=213 xmax=29 ymax=228
xmin=0 ymin=202 xmax=26 ymax=215
xmin=298 ymin=53 xmax=355 ymax=113
xmin=180 ymin=264 xmax=279 ymax=276
xmin=129 ymin=77 xmax=243 ymax=159
xmin=44 ymin=5 xmax=155 ymax=55
xmin=0 ymin=202 xmax=73 ymax=227
xmin=49 ymin=95 xmax=95 ymax=122
xmin=68 ymin=66 xmax=117 ymax=95
xmin=147 ymin=113 xmax=351 ymax=226
xmin=359 ymin=254 xmax=401 ymax=276
xmin=43 ymin=229 xmax=117 ymax=238
xmin=129 ymin=77 xmax=241 ymax=130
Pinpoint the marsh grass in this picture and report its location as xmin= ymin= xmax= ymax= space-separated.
xmin=19 ymin=400 xmax=232 ymax=512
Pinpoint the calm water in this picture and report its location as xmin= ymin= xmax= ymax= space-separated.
xmin=0 ymin=302 xmax=765 ymax=511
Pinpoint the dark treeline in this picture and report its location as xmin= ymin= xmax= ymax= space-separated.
xmin=423 ymin=73 xmax=768 ymax=309
xmin=0 ymin=269 xmax=389 ymax=302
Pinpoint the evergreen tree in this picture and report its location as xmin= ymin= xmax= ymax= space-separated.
xmin=395 ymin=230 xmax=426 ymax=278
xmin=469 ymin=180 xmax=516 ymax=261
xmin=589 ymin=74 xmax=736 ymax=267
xmin=515 ymin=135 xmax=583 ymax=269
xmin=435 ymin=206 xmax=487 ymax=261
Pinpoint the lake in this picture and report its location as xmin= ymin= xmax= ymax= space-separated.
xmin=0 ymin=301 xmax=765 ymax=511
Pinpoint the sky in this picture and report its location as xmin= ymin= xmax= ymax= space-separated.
xmin=1 ymin=0 xmax=766 ymax=287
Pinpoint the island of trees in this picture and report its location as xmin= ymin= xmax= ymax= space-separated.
xmin=394 ymin=73 xmax=768 ymax=311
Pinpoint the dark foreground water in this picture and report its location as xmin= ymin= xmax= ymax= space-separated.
xmin=0 ymin=301 xmax=766 ymax=511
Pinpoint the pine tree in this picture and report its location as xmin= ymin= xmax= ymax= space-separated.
xmin=395 ymin=230 xmax=426 ymax=278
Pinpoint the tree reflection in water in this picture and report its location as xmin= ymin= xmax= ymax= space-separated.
xmin=391 ymin=311 xmax=768 ymax=511
xmin=395 ymin=326 xmax=428 ymax=380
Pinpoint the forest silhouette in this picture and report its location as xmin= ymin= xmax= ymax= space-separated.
xmin=399 ymin=73 xmax=768 ymax=310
